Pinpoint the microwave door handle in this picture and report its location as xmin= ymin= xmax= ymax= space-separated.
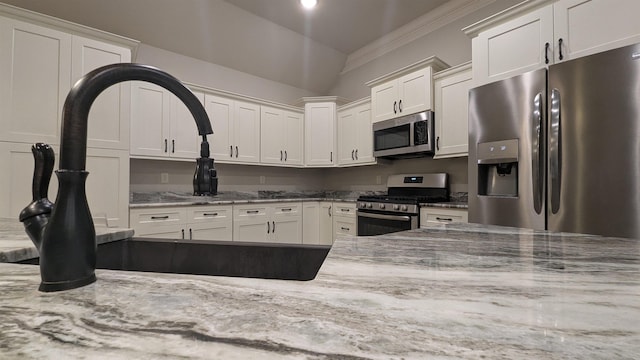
xmin=358 ymin=212 xmax=412 ymax=222
xmin=532 ymin=93 xmax=543 ymax=214
xmin=550 ymin=89 xmax=562 ymax=214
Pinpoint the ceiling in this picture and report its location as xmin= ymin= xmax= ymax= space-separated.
xmin=223 ymin=0 xmax=450 ymax=54
xmin=1 ymin=0 xmax=459 ymax=93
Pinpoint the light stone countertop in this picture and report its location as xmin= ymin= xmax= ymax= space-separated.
xmin=0 ymin=221 xmax=638 ymax=358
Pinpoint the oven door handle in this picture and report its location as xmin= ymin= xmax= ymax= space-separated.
xmin=358 ymin=212 xmax=412 ymax=222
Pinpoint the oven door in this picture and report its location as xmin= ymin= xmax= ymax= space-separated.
xmin=357 ymin=210 xmax=418 ymax=236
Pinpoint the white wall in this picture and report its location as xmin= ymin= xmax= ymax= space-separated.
xmin=135 ymin=44 xmax=317 ymax=105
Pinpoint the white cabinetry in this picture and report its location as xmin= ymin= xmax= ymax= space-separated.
xmin=261 ymin=106 xmax=303 ymax=166
xmin=130 ymin=204 xmax=232 ymax=241
xmin=467 ymin=0 xmax=640 ymax=85
xmin=302 ymin=201 xmax=333 ymax=245
xmin=332 ymin=202 xmax=357 ymax=241
xmin=367 ymin=57 xmax=448 ymax=123
xmin=130 ymin=82 xmax=203 ymax=160
xmin=233 ymin=202 xmax=302 ymax=244
xmin=205 ymin=94 xmax=260 ymax=164
xmin=304 ymin=101 xmax=336 ymax=166
xmin=337 ymin=99 xmax=375 ymax=166
xmin=420 ymin=208 xmax=468 ymax=228
xmin=0 ymin=142 xmax=129 ymax=228
xmin=433 ymin=63 xmax=473 ymax=159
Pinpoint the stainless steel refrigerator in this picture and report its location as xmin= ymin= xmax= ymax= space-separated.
xmin=469 ymin=42 xmax=640 ymax=239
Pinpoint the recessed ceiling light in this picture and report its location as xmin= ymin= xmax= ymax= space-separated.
xmin=300 ymin=0 xmax=317 ymax=10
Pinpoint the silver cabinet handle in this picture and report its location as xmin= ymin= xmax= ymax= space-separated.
xmin=550 ymin=88 xmax=562 ymax=214
xmin=436 ymin=217 xmax=453 ymax=222
xmin=532 ymin=93 xmax=543 ymax=214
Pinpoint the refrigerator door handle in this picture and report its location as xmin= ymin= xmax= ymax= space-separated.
xmin=532 ymin=93 xmax=543 ymax=214
xmin=550 ymin=89 xmax=562 ymax=214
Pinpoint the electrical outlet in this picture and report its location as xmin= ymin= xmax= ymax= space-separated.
xmin=259 ymin=176 xmax=266 ymax=184
xmin=161 ymin=173 xmax=169 ymax=184
xmin=376 ymin=175 xmax=381 ymax=185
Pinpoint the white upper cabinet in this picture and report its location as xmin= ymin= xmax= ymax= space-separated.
xmin=337 ymin=99 xmax=375 ymax=166
xmin=304 ymin=101 xmax=336 ymax=167
xmin=433 ymin=63 xmax=473 ymax=159
xmin=467 ymin=0 xmax=640 ymax=86
xmin=0 ymin=14 xmax=133 ymax=147
xmin=261 ymin=105 xmax=303 ymax=166
xmin=72 ymin=36 xmax=131 ymax=150
xmin=367 ymin=57 xmax=448 ymax=123
xmin=0 ymin=17 xmax=71 ymax=145
xmin=130 ymin=82 xmax=203 ymax=160
xmin=205 ymin=94 xmax=260 ymax=164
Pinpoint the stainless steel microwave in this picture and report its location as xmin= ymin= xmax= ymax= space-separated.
xmin=372 ymin=111 xmax=434 ymax=158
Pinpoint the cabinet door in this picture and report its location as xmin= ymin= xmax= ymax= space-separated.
xmin=130 ymin=82 xmax=170 ymax=157
xmin=302 ymin=202 xmax=320 ymax=244
xmin=271 ymin=203 xmax=302 ymax=244
xmin=337 ymin=109 xmax=357 ymax=165
xmin=72 ymin=36 xmax=131 ymax=150
xmin=472 ymin=5 xmax=554 ymax=86
xmin=260 ymin=106 xmax=284 ymax=164
xmin=204 ymin=94 xmax=234 ymax=161
xmin=85 ymin=148 xmax=129 ymax=228
xmin=0 ymin=142 xmax=58 ymax=219
xmin=130 ymin=207 xmax=186 ymax=236
xmin=169 ymin=90 xmax=203 ymax=159
xmin=304 ymin=102 xmax=336 ymax=166
xmin=319 ymin=202 xmax=334 ymax=245
xmin=371 ymin=80 xmax=398 ymax=123
xmin=434 ymin=66 xmax=472 ymax=159
xmin=233 ymin=100 xmax=261 ymax=163
xmin=283 ymin=111 xmax=303 ymax=166
xmin=233 ymin=205 xmax=268 ymax=242
xmin=553 ymin=0 xmax=640 ymax=63
xmin=398 ymin=67 xmax=432 ymax=115
xmin=354 ymin=103 xmax=374 ymax=164
xmin=0 ymin=17 xmax=71 ymax=145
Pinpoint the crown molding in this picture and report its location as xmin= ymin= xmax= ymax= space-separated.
xmin=462 ymin=0 xmax=552 ymax=37
xmin=341 ymin=0 xmax=496 ymax=74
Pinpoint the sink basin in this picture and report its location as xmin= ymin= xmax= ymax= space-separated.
xmin=19 ymin=238 xmax=332 ymax=281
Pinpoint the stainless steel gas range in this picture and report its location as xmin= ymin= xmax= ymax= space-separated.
xmin=356 ymin=173 xmax=449 ymax=236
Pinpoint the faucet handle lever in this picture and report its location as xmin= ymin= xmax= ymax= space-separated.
xmin=31 ymin=143 xmax=55 ymax=202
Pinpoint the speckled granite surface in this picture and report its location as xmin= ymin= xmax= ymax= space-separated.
xmin=129 ymin=190 xmax=384 ymax=208
xmin=0 ymin=219 xmax=134 ymax=263
xmin=0 ymin=222 xmax=638 ymax=358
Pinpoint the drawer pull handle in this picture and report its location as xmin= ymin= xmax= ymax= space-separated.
xmin=341 ymin=227 xmax=350 ymax=231
xmin=247 ymin=210 xmax=260 ymax=214
xmin=151 ymin=215 xmax=169 ymax=220
xmin=340 ymin=208 xmax=350 ymax=212
xmin=436 ymin=217 xmax=453 ymax=222
xmin=203 ymin=213 xmax=218 ymax=217
xmin=282 ymin=208 xmax=292 ymax=212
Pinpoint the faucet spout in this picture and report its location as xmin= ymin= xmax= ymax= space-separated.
xmin=19 ymin=63 xmax=216 ymax=292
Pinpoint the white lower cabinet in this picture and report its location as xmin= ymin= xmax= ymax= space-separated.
xmin=233 ymin=202 xmax=302 ymax=244
xmin=420 ymin=208 xmax=468 ymax=228
xmin=302 ymin=201 xmax=333 ymax=245
xmin=332 ymin=202 xmax=357 ymax=241
xmin=130 ymin=205 xmax=233 ymax=241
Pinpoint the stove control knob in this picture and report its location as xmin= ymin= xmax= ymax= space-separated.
xmin=393 ymin=204 xmax=400 ymax=210
xmin=366 ymin=203 xmax=373 ymax=209
xmin=379 ymin=203 xmax=385 ymax=209
xmin=401 ymin=205 xmax=408 ymax=211
xmin=359 ymin=202 xmax=366 ymax=208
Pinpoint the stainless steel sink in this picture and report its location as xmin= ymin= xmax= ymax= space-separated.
xmin=19 ymin=238 xmax=332 ymax=281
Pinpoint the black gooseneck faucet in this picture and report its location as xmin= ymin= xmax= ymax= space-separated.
xmin=19 ymin=63 xmax=217 ymax=292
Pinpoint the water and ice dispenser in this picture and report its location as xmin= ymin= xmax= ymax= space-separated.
xmin=477 ymin=139 xmax=519 ymax=197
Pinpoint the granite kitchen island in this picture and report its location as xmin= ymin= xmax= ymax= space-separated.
xmin=1 ymin=221 xmax=638 ymax=359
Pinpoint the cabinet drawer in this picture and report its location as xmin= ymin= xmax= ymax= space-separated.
xmin=333 ymin=203 xmax=356 ymax=218
xmin=273 ymin=202 xmax=302 ymax=217
xmin=420 ymin=208 xmax=468 ymax=227
xmin=233 ymin=205 xmax=268 ymax=219
xmin=130 ymin=208 xmax=186 ymax=226
xmin=334 ymin=218 xmax=357 ymax=236
xmin=188 ymin=205 xmax=232 ymax=224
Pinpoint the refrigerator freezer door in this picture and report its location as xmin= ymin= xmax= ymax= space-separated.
xmin=468 ymin=69 xmax=546 ymax=230
xmin=548 ymin=43 xmax=640 ymax=238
